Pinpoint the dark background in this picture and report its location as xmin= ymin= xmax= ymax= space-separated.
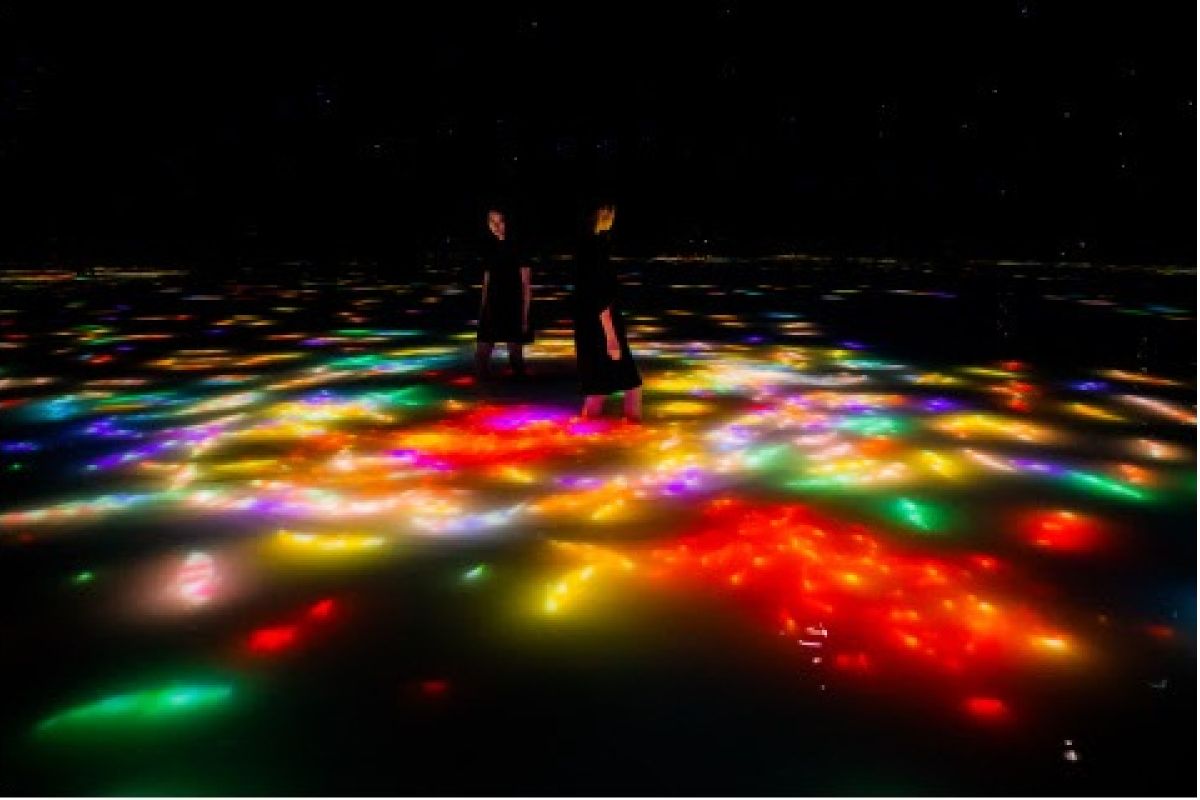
xmin=0 ymin=1 xmax=1194 ymax=266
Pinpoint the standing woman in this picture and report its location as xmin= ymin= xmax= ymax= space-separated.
xmin=475 ymin=208 xmax=533 ymax=379
xmin=573 ymin=204 xmax=642 ymax=421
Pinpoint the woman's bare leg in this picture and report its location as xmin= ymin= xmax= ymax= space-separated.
xmin=581 ymin=395 xmax=606 ymax=418
xmin=474 ymin=342 xmax=494 ymax=379
xmin=507 ymin=343 xmax=526 ymax=377
xmin=622 ymin=387 xmax=643 ymax=422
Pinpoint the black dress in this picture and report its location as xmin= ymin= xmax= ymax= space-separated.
xmin=573 ymin=233 xmax=642 ymax=395
xmin=477 ymin=236 xmax=533 ymax=344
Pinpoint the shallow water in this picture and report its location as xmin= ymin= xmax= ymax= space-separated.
xmin=0 ymin=260 xmax=1194 ymax=795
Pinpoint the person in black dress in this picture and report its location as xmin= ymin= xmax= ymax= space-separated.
xmin=475 ymin=208 xmax=533 ymax=379
xmin=573 ymin=204 xmax=642 ymax=421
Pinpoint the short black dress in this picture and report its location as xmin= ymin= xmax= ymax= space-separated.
xmin=477 ymin=236 xmax=533 ymax=344
xmin=573 ymin=233 xmax=642 ymax=395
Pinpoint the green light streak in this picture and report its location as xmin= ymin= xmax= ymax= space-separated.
xmin=1066 ymin=470 xmax=1147 ymax=501
xmin=363 ymin=386 xmax=442 ymax=408
xmin=882 ymin=496 xmax=948 ymax=533
xmin=839 ymin=359 xmax=898 ymax=370
xmin=35 ymin=684 xmax=234 ymax=737
xmin=333 ymin=329 xmax=419 ymax=337
xmin=786 ymin=474 xmax=856 ymax=491
xmin=894 ymin=498 xmax=931 ymax=531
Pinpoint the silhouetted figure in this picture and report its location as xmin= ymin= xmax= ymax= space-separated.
xmin=573 ymin=204 xmax=642 ymax=421
xmin=475 ymin=209 xmax=532 ymax=379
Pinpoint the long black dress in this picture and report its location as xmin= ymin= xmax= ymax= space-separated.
xmin=573 ymin=232 xmax=642 ymax=395
xmin=477 ymin=236 xmax=533 ymax=344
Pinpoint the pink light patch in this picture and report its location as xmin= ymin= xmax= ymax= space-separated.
xmin=178 ymin=552 xmax=217 ymax=607
xmin=479 ymin=406 xmax=572 ymax=431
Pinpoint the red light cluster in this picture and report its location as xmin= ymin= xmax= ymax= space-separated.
xmin=247 ymin=597 xmax=338 ymax=655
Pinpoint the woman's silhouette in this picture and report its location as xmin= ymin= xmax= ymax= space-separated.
xmin=475 ymin=208 xmax=533 ymax=379
xmin=572 ymin=204 xmax=642 ymax=421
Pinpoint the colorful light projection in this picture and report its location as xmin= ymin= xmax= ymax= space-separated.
xmin=1 ymin=280 xmax=1194 ymax=752
xmin=3 ymin=314 xmax=1189 ymax=551
xmin=642 ymin=500 xmax=1081 ymax=681
xmin=520 ymin=497 xmax=1092 ymax=722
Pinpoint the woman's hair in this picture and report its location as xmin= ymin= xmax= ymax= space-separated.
xmin=578 ymin=196 xmax=616 ymax=236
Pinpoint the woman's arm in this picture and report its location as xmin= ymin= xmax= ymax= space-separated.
xmin=480 ymin=271 xmax=489 ymax=315
xmin=520 ymin=266 xmax=531 ymax=332
xmin=600 ymin=307 xmax=621 ymax=360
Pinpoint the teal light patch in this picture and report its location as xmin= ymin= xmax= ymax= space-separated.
xmin=328 ymin=354 xmax=450 ymax=374
xmin=35 ymin=684 xmax=235 ymax=738
xmin=786 ymin=474 xmax=857 ymax=491
xmin=364 ymin=386 xmax=443 ymax=408
xmin=839 ymin=359 xmax=899 ymax=370
xmin=837 ymin=415 xmax=908 ymax=436
xmin=885 ymin=496 xmax=947 ymax=533
xmin=29 ymin=396 xmax=88 ymax=422
xmin=333 ymin=328 xmax=419 ymax=338
xmin=1066 ymin=470 xmax=1147 ymax=501
xmin=462 ymin=564 xmax=488 ymax=582
xmin=743 ymin=444 xmax=789 ymax=470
